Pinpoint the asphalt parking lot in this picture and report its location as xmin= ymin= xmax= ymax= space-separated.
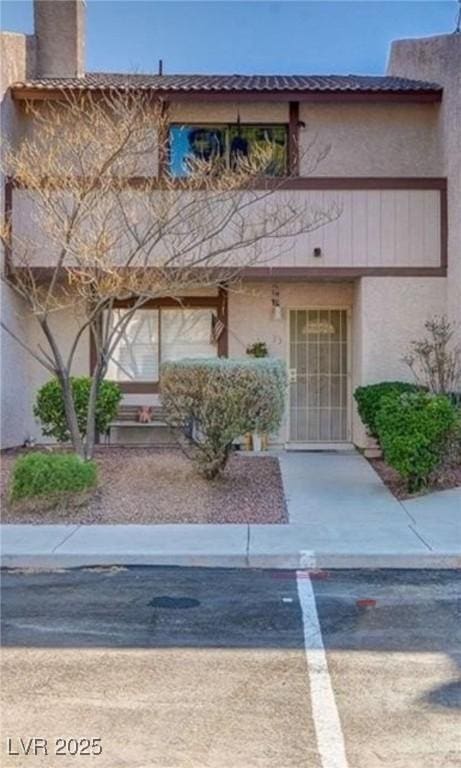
xmin=1 ymin=567 xmax=460 ymax=768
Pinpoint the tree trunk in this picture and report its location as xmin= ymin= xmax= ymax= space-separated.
xmin=84 ymin=368 xmax=101 ymax=460
xmin=60 ymin=375 xmax=85 ymax=459
xmin=39 ymin=317 xmax=86 ymax=459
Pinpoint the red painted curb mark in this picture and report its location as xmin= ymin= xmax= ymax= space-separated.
xmin=306 ymin=570 xmax=330 ymax=580
xmin=270 ymin=570 xmax=331 ymax=580
xmin=356 ymin=599 xmax=377 ymax=608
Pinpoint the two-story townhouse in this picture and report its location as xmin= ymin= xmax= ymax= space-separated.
xmin=1 ymin=0 xmax=460 ymax=451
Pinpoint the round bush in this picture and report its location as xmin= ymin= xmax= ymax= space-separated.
xmin=375 ymin=391 xmax=460 ymax=492
xmin=161 ymin=357 xmax=287 ymax=478
xmin=354 ymin=381 xmax=422 ymax=438
xmin=34 ymin=377 xmax=122 ymax=442
xmin=10 ymin=452 xmax=97 ymax=501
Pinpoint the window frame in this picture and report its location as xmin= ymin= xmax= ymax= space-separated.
xmin=90 ymin=293 xmax=228 ymax=393
xmin=168 ymin=122 xmax=289 ymax=178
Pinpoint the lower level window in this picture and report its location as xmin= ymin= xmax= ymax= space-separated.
xmin=105 ymin=307 xmax=217 ymax=384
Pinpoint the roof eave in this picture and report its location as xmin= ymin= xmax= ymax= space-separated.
xmin=10 ymin=85 xmax=443 ymax=103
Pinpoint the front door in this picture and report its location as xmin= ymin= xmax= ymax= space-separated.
xmin=288 ymin=309 xmax=350 ymax=444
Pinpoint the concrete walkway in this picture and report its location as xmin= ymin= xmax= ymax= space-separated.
xmin=1 ymin=451 xmax=460 ymax=569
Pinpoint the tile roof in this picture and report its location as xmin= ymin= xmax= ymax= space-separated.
xmin=11 ymin=72 xmax=442 ymax=94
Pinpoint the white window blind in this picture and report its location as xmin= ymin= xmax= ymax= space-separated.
xmin=161 ymin=309 xmax=215 ymax=362
xmin=104 ymin=307 xmax=217 ymax=383
xmin=105 ymin=309 xmax=160 ymax=382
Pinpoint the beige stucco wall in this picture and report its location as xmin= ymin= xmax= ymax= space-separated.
xmin=228 ymin=277 xmax=447 ymax=447
xmin=0 ymin=31 xmax=91 ymax=450
xmin=299 ymin=102 xmax=441 ymax=177
xmin=1 ymin=32 xmax=36 ymax=448
xmin=228 ymin=281 xmax=354 ymax=358
xmin=170 ymin=101 xmax=289 ymax=125
xmin=388 ymin=34 xmax=461 ymax=328
xmin=2 ymin=25 xmax=455 ymax=447
xmin=352 ymin=276 xmax=448 ymax=446
xmin=52 ymin=97 xmax=439 ymax=179
xmin=24 ymin=308 xmax=90 ymax=443
xmin=9 ymin=275 xmax=450 ymax=447
xmin=0 ymin=285 xmax=30 ymax=447
xmin=14 ymin=98 xmax=442 ymax=181
xmin=228 ymin=281 xmax=354 ymax=444
xmin=171 ymin=100 xmax=441 ymax=177
xmin=34 ymin=0 xmax=85 ymax=78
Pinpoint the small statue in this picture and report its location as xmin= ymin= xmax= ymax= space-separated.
xmin=137 ymin=406 xmax=153 ymax=423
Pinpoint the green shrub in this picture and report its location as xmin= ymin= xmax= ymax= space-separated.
xmin=246 ymin=340 xmax=268 ymax=358
xmin=376 ymin=391 xmax=460 ymax=493
xmin=354 ymin=381 xmax=421 ymax=438
xmin=160 ymin=358 xmax=287 ymax=479
xmin=34 ymin=377 xmax=122 ymax=442
xmin=447 ymin=391 xmax=461 ymax=409
xmin=10 ymin=451 xmax=97 ymax=501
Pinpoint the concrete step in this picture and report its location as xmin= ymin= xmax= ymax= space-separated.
xmin=108 ymin=425 xmax=177 ymax=446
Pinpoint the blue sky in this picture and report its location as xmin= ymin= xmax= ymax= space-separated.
xmin=1 ymin=1 xmax=458 ymax=75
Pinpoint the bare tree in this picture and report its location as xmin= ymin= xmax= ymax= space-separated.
xmin=1 ymin=90 xmax=338 ymax=460
xmin=403 ymin=316 xmax=461 ymax=394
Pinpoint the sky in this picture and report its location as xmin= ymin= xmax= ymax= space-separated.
xmin=0 ymin=0 xmax=458 ymax=75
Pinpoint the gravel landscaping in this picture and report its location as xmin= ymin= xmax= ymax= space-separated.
xmin=369 ymin=457 xmax=461 ymax=500
xmin=1 ymin=447 xmax=287 ymax=524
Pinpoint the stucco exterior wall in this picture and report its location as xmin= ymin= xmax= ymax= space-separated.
xmin=0 ymin=285 xmax=30 ymax=447
xmin=34 ymin=0 xmax=85 ymax=78
xmin=388 ymin=34 xmax=461 ymax=328
xmin=170 ymin=101 xmax=289 ymax=125
xmin=228 ymin=281 xmax=354 ymax=444
xmin=228 ymin=281 xmax=354 ymax=359
xmin=0 ymin=35 xmax=91 ymax=450
xmin=2 ymin=21 xmax=455 ymax=449
xmin=352 ymin=276 xmax=447 ymax=447
xmin=14 ymin=98 xmax=442 ymax=181
xmin=299 ymin=102 xmax=441 ymax=177
xmin=229 ymin=278 xmax=445 ymax=446
xmin=17 ymin=276 xmax=449 ymax=447
xmin=1 ymin=32 xmax=36 ymax=448
xmin=24 ymin=308 xmax=90 ymax=443
xmin=171 ymin=100 xmax=441 ymax=177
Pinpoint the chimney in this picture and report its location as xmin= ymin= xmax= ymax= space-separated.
xmin=34 ymin=0 xmax=85 ymax=78
xmin=387 ymin=33 xmax=460 ymax=91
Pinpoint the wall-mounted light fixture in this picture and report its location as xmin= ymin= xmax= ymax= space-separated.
xmin=313 ymin=247 xmax=322 ymax=258
xmin=272 ymin=284 xmax=282 ymax=321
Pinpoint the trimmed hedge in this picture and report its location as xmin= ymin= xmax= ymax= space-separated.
xmin=376 ymin=391 xmax=460 ymax=492
xmin=34 ymin=377 xmax=122 ymax=442
xmin=10 ymin=452 xmax=97 ymax=501
xmin=354 ymin=381 xmax=421 ymax=438
xmin=161 ymin=358 xmax=287 ymax=478
xmin=447 ymin=391 xmax=461 ymax=409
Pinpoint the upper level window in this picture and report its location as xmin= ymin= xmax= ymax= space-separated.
xmin=169 ymin=124 xmax=288 ymax=178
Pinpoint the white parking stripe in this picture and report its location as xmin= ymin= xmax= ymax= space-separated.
xmin=296 ymin=571 xmax=349 ymax=768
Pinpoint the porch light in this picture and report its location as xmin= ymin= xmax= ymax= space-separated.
xmin=272 ymin=284 xmax=282 ymax=321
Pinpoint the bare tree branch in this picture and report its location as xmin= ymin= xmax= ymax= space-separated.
xmin=1 ymin=89 xmax=336 ymax=458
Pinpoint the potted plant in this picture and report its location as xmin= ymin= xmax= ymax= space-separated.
xmin=246 ymin=340 xmax=268 ymax=359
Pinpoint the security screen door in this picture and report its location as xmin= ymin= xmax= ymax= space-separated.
xmin=289 ymin=309 xmax=349 ymax=443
